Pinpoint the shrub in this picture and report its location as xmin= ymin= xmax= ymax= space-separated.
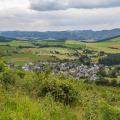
xmin=17 ymin=70 xmax=25 ymax=79
xmin=0 ymin=61 xmax=7 ymax=72
xmin=37 ymin=78 xmax=79 ymax=105
xmin=97 ymin=67 xmax=107 ymax=77
xmin=0 ymin=70 xmax=16 ymax=89
xmin=109 ymin=69 xmax=117 ymax=78
xmin=110 ymin=79 xmax=118 ymax=87
xmin=95 ymin=78 xmax=110 ymax=86
xmin=99 ymin=53 xmax=120 ymax=66
xmin=95 ymin=78 xmax=119 ymax=87
xmin=79 ymin=55 xmax=91 ymax=65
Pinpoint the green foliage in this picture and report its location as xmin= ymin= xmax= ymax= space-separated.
xmin=100 ymin=102 xmax=120 ymax=120
xmin=94 ymin=78 xmax=120 ymax=87
xmin=16 ymin=70 xmax=25 ymax=79
xmin=79 ymin=55 xmax=91 ymax=65
xmin=0 ymin=70 xmax=16 ymax=89
xmin=108 ymin=68 xmax=118 ymax=78
xmin=0 ymin=60 xmax=120 ymax=120
xmin=97 ymin=67 xmax=107 ymax=77
xmin=86 ymin=37 xmax=120 ymax=53
xmin=37 ymin=77 xmax=79 ymax=105
xmin=99 ymin=54 xmax=120 ymax=66
xmin=95 ymin=78 xmax=110 ymax=86
xmin=0 ymin=92 xmax=76 ymax=120
xmin=0 ymin=60 xmax=7 ymax=72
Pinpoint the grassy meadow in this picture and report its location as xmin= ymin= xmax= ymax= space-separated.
xmin=0 ymin=70 xmax=120 ymax=120
xmin=0 ymin=38 xmax=120 ymax=65
xmin=86 ymin=37 xmax=120 ymax=53
xmin=0 ymin=40 xmax=83 ymax=65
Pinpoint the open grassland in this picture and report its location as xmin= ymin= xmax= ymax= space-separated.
xmin=0 ymin=40 xmax=34 ymax=47
xmin=0 ymin=40 xmax=75 ymax=65
xmin=4 ymin=53 xmax=39 ymax=65
xmin=37 ymin=40 xmax=85 ymax=49
xmin=0 ymin=72 xmax=120 ymax=120
xmin=0 ymin=38 xmax=120 ymax=65
xmin=37 ymin=40 xmax=65 ymax=46
xmin=4 ymin=53 xmax=59 ymax=65
xmin=64 ymin=40 xmax=85 ymax=49
xmin=85 ymin=37 xmax=120 ymax=53
xmin=21 ymin=47 xmax=76 ymax=54
xmin=36 ymin=38 xmax=120 ymax=54
xmin=9 ymin=40 xmax=34 ymax=47
xmin=3 ymin=46 xmax=79 ymax=65
xmin=30 ymin=47 xmax=78 ymax=60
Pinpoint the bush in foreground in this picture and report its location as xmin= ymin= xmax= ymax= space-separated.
xmin=37 ymin=77 xmax=79 ymax=106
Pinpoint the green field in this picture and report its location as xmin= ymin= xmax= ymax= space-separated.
xmin=0 ymin=40 xmax=35 ymax=47
xmin=85 ymin=37 xmax=120 ymax=53
xmin=0 ymin=40 xmax=81 ymax=65
xmin=0 ymin=37 xmax=120 ymax=65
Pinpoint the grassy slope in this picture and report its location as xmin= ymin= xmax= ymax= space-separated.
xmin=1 ymin=38 xmax=120 ymax=65
xmin=0 ymin=40 xmax=34 ymax=47
xmin=1 ymin=40 xmax=82 ymax=65
xmin=85 ymin=37 xmax=120 ymax=53
xmin=0 ymin=89 xmax=75 ymax=120
xmin=9 ymin=40 xmax=34 ymax=47
xmin=0 ymin=73 xmax=120 ymax=120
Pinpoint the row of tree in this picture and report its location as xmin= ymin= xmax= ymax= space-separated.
xmin=99 ymin=53 xmax=120 ymax=66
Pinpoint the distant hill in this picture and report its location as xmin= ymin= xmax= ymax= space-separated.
xmin=0 ymin=28 xmax=120 ymax=41
xmin=0 ymin=36 xmax=14 ymax=42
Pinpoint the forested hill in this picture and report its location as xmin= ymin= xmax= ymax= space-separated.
xmin=0 ymin=28 xmax=120 ymax=41
xmin=0 ymin=36 xmax=14 ymax=42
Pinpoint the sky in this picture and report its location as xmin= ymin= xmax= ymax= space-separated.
xmin=0 ymin=0 xmax=120 ymax=31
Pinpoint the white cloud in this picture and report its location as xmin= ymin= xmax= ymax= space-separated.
xmin=30 ymin=0 xmax=120 ymax=11
xmin=0 ymin=0 xmax=120 ymax=31
xmin=0 ymin=0 xmax=30 ymax=10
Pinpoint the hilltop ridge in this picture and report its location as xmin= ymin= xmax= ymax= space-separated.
xmin=0 ymin=28 xmax=120 ymax=41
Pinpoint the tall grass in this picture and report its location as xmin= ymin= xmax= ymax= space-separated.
xmin=0 ymin=69 xmax=120 ymax=120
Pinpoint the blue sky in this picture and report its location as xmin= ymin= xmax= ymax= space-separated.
xmin=0 ymin=0 xmax=120 ymax=31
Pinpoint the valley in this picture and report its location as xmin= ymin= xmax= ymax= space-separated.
xmin=0 ymin=36 xmax=120 ymax=120
xmin=1 ymin=0 xmax=120 ymax=119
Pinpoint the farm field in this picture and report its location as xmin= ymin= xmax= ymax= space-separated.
xmin=0 ymin=40 xmax=35 ymax=47
xmin=0 ymin=37 xmax=120 ymax=65
xmin=0 ymin=40 xmax=82 ymax=65
xmin=85 ymin=37 xmax=120 ymax=53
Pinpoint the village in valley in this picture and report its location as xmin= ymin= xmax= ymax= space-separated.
xmin=17 ymin=47 xmax=120 ymax=82
xmin=1 ymin=0 xmax=120 ymax=119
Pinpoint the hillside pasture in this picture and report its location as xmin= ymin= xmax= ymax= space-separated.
xmin=36 ymin=40 xmax=85 ymax=49
xmin=3 ymin=46 xmax=79 ymax=65
xmin=9 ymin=40 xmax=35 ymax=47
xmin=64 ymin=40 xmax=86 ymax=49
xmin=20 ymin=47 xmax=79 ymax=61
xmin=0 ymin=37 xmax=120 ymax=65
xmin=85 ymin=37 xmax=120 ymax=53
xmin=37 ymin=40 xmax=65 ymax=47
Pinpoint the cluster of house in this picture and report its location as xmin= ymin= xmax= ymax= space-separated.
xmin=21 ymin=62 xmax=103 ymax=81
xmin=22 ymin=63 xmax=40 ymax=71
xmin=52 ymin=63 xmax=101 ymax=80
